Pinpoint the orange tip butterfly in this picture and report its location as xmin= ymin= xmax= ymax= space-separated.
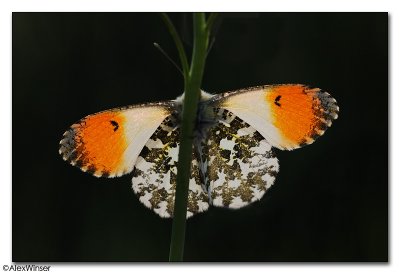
xmin=59 ymin=84 xmax=339 ymax=218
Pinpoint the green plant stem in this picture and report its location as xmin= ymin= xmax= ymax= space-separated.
xmin=169 ymin=13 xmax=209 ymax=262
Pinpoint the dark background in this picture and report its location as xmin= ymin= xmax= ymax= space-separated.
xmin=12 ymin=13 xmax=388 ymax=262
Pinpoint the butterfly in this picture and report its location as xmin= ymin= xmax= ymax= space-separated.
xmin=59 ymin=84 xmax=339 ymax=218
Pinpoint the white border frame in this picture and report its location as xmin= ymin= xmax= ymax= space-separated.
xmin=1 ymin=1 xmax=397 ymax=273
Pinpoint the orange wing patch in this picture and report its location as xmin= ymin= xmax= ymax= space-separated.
xmin=266 ymin=85 xmax=338 ymax=148
xmin=60 ymin=111 xmax=128 ymax=177
xmin=75 ymin=111 xmax=127 ymax=176
xmin=60 ymin=104 xmax=172 ymax=178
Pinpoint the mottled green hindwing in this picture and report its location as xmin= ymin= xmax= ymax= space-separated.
xmin=131 ymin=115 xmax=209 ymax=218
xmin=200 ymin=108 xmax=279 ymax=209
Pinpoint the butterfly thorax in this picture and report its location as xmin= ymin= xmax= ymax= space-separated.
xmin=173 ymin=90 xmax=219 ymax=142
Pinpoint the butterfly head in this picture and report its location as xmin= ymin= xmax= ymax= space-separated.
xmin=174 ymin=90 xmax=214 ymax=104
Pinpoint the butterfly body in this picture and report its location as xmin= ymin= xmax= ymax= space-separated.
xmin=59 ymin=84 xmax=339 ymax=218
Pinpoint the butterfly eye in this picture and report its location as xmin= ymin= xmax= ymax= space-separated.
xmin=110 ymin=120 xmax=119 ymax=132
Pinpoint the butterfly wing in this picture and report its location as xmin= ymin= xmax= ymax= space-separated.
xmin=199 ymin=108 xmax=279 ymax=209
xmin=59 ymin=84 xmax=338 ymax=216
xmin=208 ymin=84 xmax=339 ymax=150
xmin=59 ymin=103 xmax=174 ymax=178
xmin=132 ymin=115 xmax=209 ymax=218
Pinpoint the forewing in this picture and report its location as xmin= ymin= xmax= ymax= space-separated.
xmin=132 ymin=116 xmax=209 ymax=218
xmin=209 ymin=84 xmax=339 ymax=150
xmin=59 ymin=103 xmax=173 ymax=178
xmin=200 ymin=108 xmax=279 ymax=209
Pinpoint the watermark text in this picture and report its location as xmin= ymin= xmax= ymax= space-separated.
xmin=3 ymin=265 xmax=51 ymax=272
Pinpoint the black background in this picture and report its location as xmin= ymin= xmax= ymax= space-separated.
xmin=12 ymin=13 xmax=388 ymax=262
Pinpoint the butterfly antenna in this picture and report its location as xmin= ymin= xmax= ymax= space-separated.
xmin=153 ymin=42 xmax=183 ymax=76
xmin=206 ymin=36 xmax=216 ymax=57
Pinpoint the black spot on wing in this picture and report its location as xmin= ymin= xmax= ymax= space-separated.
xmin=274 ymin=95 xmax=282 ymax=107
xmin=110 ymin=120 xmax=119 ymax=132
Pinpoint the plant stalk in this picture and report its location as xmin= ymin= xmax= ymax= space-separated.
xmin=169 ymin=13 xmax=209 ymax=262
